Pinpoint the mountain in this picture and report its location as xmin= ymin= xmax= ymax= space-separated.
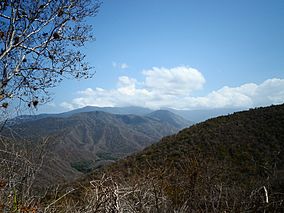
xmin=8 ymin=106 xmax=244 ymax=126
xmin=62 ymin=106 xmax=153 ymax=117
xmin=146 ymin=110 xmax=190 ymax=129
xmin=2 ymin=110 xmax=190 ymax=184
xmin=64 ymin=107 xmax=244 ymax=123
xmin=2 ymin=104 xmax=283 ymax=212
xmin=80 ymin=104 xmax=284 ymax=212
xmin=6 ymin=106 xmax=153 ymax=126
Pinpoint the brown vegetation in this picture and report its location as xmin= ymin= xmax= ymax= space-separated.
xmin=0 ymin=104 xmax=284 ymax=212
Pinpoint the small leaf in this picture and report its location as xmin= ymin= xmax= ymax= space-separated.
xmin=53 ymin=32 xmax=60 ymax=39
xmin=58 ymin=9 xmax=64 ymax=17
xmin=32 ymin=100 xmax=39 ymax=107
xmin=2 ymin=102 xmax=8 ymax=108
xmin=13 ymin=36 xmax=20 ymax=45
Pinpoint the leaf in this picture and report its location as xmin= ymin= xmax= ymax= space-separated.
xmin=53 ymin=32 xmax=60 ymax=39
xmin=1 ymin=102 xmax=8 ymax=108
xmin=32 ymin=100 xmax=39 ymax=107
xmin=58 ymin=8 xmax=64 ymax=17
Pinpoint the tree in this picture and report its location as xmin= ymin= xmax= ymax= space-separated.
xmin=0 ymin=0 xmax=100 ymax=110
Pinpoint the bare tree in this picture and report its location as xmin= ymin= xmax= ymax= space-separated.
xmin=0 ymin=0 xmax=100 ymax=111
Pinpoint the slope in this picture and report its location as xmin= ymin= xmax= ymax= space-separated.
xmin=146 ymin=109 xmax=191 ymax=129
xmin=82 ymin=104 xmax=284 ymax=212
xmin=2 ymin=110 xmax=190 ymax=185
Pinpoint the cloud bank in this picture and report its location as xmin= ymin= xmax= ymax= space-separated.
xmin=60 ymin=66 xmax=284 ymax=110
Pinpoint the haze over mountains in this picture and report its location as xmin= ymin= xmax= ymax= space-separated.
xmin=65 ymin=106 xmax=244 ymax=123
xmin=10 ymin=105 xmax=243 ymax=125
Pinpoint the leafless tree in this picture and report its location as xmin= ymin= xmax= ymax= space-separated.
xmin=0 ymin=136 xmax=50 ymax=212
xmin=0 ymin=0 xmax=100 ymax=111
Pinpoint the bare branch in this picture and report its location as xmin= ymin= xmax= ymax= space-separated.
xmin=0 ymin=0 xmax=100 ymax=113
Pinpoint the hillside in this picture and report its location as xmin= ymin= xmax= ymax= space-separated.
xmin=112 ymin=104 xmax=284 ymax=173
xmin=146 ymin=110 xmax=190 ymax=129
xmin=76 ymin=104 xmax=284 ymax=212
xmin=2 ymin=110 xmax=190 ymax=185
xmin=1 ymin=104 xmax=283 ymax=212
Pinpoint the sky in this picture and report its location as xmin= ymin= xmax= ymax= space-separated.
xmin=40 ymin=0 xmax=284 ymax=113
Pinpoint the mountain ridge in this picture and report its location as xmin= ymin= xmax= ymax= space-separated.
xmin=8 ymin=105 xmax=244 ymax=125
xmin=2 ymin=109 xmax=191 ymax=184
xmin=77 ymin=104 xmax=284 ymax=211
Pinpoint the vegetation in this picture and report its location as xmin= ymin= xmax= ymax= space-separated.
xmin=78 ymin=104 xmax=284 ymax=212
xmin=1 ymin=1 xmax=282 ymax=212
xmin=1 ymin=104 xmax=283 ymax=212
xmin=71 ymin=160 xmax=94 ymax=173
xmin=1 ymin=110 xmax=189 ymax=186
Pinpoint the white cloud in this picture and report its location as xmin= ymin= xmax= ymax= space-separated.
xmin=60 ymin=102 xmax=75 ymax=110
xmin=112 ymin=62 xmax=129 ymax=69
xmin=143 ymin=66 xmax=205 ymax=95
xmin=60 ymin=66 xmax=284 ymax=110
xmin=179 ymin=79 xmax=284 ymax=109
xmin=117 ymin=76 xmax=137 ymax=96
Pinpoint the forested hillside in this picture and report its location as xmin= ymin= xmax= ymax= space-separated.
xmin=75 ymin=104 xmax=284 ymax=212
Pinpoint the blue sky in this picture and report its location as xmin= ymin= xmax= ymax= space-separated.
xmin=40 ymin=0 xmax=284 ymax=113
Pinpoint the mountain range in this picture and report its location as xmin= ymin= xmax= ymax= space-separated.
xmin=76 ymin=103 xmax=284 ymax=212
xmin=1 ymin=104 xmax=283 ymax=212
xmin=2 ymin=109 xmax=191 ymax=184
xmin=1 ymin=105 xmax=247 ymax=184
xmin=8 ymin=105 xmax=243 ymax=125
